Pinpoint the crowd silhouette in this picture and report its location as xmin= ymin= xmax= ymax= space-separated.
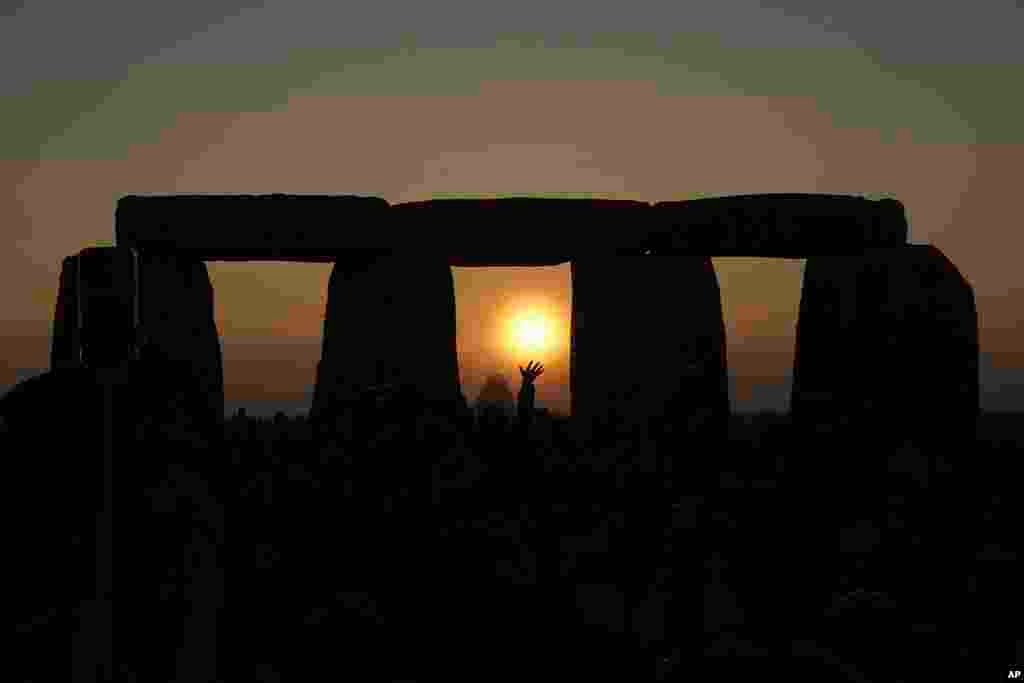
xmin=3 ymin=347 xmax=1021 ymax=681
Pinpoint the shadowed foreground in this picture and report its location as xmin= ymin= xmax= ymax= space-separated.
xmin=3 ymin=369 xmax=1021 ymax=681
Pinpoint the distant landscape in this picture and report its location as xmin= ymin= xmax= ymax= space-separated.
xmin=7 ymin=347 xmax=1023 ymax=417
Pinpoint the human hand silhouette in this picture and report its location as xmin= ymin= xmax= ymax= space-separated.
xmin=519 ymin=360 xmax=544 ymax=385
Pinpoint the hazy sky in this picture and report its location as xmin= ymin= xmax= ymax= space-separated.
xmin=3 ymin=0 xmax=1022 ymax=414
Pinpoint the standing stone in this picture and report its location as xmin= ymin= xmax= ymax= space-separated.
xmin=27 ymin=247 xmax=229 ymax=683
xmin=312 ymin=252 xmax=461 ymax=429
xmin=569 ymin=254 xmax=728 ymax=676
xmin=75 ymin=247 xmax=140 ymax=368
xmin=49 ymin=247 xmax=141 ymax=372
xmin=137 ymin=252 xmax=224 ymax=438
xmin=792 ymin=244 xmax=979 ymax=446
xmin=50 ymin=255 xmax=82 ymax=370
xmin=790 ymin=254 xmax=860 ymax=433
xmin=570 ymin=255 xmax=730 ymax=451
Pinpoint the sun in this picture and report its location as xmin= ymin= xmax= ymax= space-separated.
xmin=508 ymin=312 xmax=551 ymax=354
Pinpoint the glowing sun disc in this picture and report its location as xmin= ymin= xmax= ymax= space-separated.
xmin=510 ymin=314 xmax=550 ymax=351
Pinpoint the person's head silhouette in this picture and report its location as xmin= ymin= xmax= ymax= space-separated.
xmin=476 ymin=374 xmax=514 ymax=421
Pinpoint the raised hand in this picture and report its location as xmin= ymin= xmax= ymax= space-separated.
xmin=519 ymin=360 xmax=544 ymax=385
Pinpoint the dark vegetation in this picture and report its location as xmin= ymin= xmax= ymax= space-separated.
xmin=3 ymin=366 xmax=1021 ymax=681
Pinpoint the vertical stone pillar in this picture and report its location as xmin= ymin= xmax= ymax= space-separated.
xmin=312 ymin=252 xmax=461 ymax=428
xmin=43 ymin=247 xmax=224 ymax=682
xmin=50 ymin=254 xmax=82 ymax=370
xmin=116 ymin=250 xmax=224 ymax=681
xmin=62 ymin=247 xmax=140 ymax=369
xmin=790 ymin=254 xmax=860 ymax=433
xmin=137 ymin=251 xmax=224 ymax=436
xmin=570 ymin=255 xmax=730 ymax=450
xmin=793 ymin=244 xmax=978 ymax=446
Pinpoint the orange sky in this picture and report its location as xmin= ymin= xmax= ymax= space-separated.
xmin=2 ymin=17 xmax=1021 ymax=413
xmin=170 ymin=256 xmax=804 ymax=416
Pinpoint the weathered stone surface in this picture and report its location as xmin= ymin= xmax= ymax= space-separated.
xmin=137 ymin=252 xmax=224 ymax=436
xmin=75 ymin=247 xmax=140 ymax=368
xmin=311 ymin=254 xmax=461 ymax=427
xmin=391 ymin=198 xmax=651 ymax=265
xmin=116 ymin=194 xmax=390 ymax=261
xmin=117 ymin=195 xmax=652 ymax=264
xmin=50 ymin=255 xmax=82 ymax=370
xmin=570 ymin=255 xmax=730 ymax=447
xmin=64 ymin=194 xmax=960 ymax=448
xmin=116 ymin=193 xmax=907 ymax=263
xmin=652 ymin=194 xmax=907 ymax=257
xmin=792 ymin=244 xmax=978 ymax=444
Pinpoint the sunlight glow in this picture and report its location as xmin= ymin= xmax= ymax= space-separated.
xmin=507 ymin=310 xmax=553 ymax=355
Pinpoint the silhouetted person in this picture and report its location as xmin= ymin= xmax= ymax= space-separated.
xmin=517 ymin=360 xmax=544 ymax=433
xmin=475 ymin=373 xmax=515 ymax=423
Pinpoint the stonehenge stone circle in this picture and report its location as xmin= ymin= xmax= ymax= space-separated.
xmin=33 ymin=192 xmax=978 ymax=680
xmin=40 ymin=192 xmax=973 ymax=444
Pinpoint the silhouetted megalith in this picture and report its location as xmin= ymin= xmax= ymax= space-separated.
xmin=119 ymin=195 xmax=649 ymax=264
xmin=570 ymin=255 xmax=729 ymax=446
xmin=76 ymin=247 xmax=141 ymax=367
xmin=137 ymin=252 xmax=224 ymax=434
xmin=46 ymin=246 xmax=225 ymax=446
xmin=391 ymin=198 xmax=650 ymax=264
xmin=52 ymin=248 xmax=140 ymax=370
xmin=116 ymin=193 xmax=909 ymax=262
xmin=50 ymin=255 xmax=82 ymax=370
xmin=792 ymin=244 xmax=978 ymax=443
xmin=652 ymin=194 xmax=908 ymax=257
xmin=116 ymin=194 xmax=391 ymax=261
xmin=40 ymin=248 xmax=227 ymax=678
xmin=312 ymin=253 xmax=460 ymax=425
xmin=60 ymin=193 xmax=953 ymax=445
